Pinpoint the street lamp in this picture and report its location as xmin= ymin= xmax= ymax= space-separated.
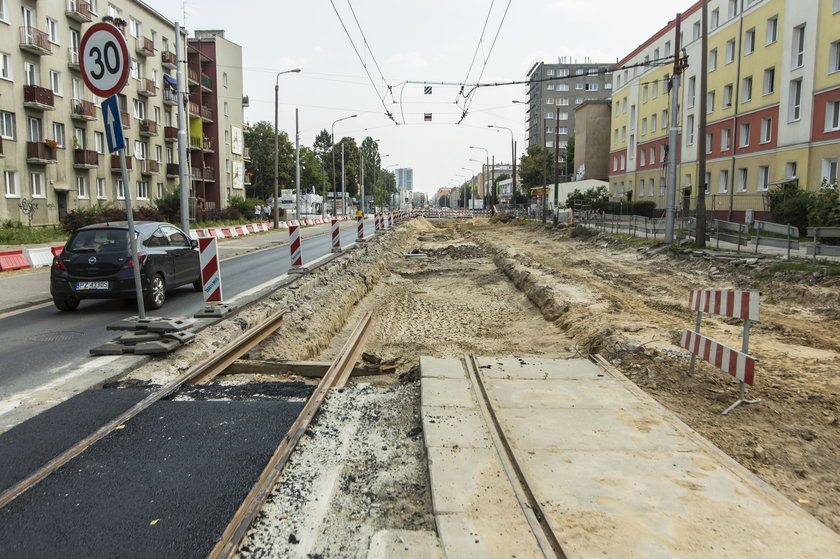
xmin=331 ymin=114 xmax=357 ymax=216
xmin=384 ymin=163 xmax=399 ymax=209
xmin=274 ymin=68 xmax=301 ymax=229
xmin=488 ymin=125 xmax=517 ymax=211
xmin=469 ymin=146 xmax=489 ymax=211
xmin=468 ymin=159 xmax=483 ymax=211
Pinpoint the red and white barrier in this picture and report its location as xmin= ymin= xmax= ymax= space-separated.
xmin=331 ymin=218 xmax=341 ymax=252
xmin=374 ymin=213 xmax=381 ymax=232
xmin=357 ymin=214 xmax=364 ymax=240
xmin=289 ymin=225 xmax=303 ymax=268
xmin=689 ymin=289 xmax=760 ymax=322
xmin=680 ymin=330 xmax=756 ymax=386
xmin=24 ymin=247 xmax=55 ymax=268
xmin=198 ymin=237 xmax=223 ymax=302
xmin=0 ymin=250 xmax=31 ymax=272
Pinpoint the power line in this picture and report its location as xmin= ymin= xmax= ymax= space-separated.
xmin=345 ymin=0 xmax=397 ymax=105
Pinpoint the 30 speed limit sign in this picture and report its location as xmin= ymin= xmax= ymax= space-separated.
xmin=79 ymin=23 xmax=130 ymax=98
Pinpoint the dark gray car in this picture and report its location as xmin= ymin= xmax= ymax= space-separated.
xmin=50 ymin=221 xmax=201 ymax=311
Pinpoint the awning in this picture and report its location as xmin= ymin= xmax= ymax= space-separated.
xmin=767 ymin=176 xmax=798 ymax=186
xmin=53 ymin=184 xmax=71 ymax=192
xmin=163 ymin=75 xmax=177 ymax=88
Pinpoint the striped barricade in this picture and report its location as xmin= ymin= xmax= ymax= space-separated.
xmin=198 ymin=237 xmax=223 ymax=302
xmin=685 ymin=289 xmax=760 ymax=415
xmin=357 ymin=214 xmax=365 ymax=240
xmin=331 ymin=218 xmax=342 ymax=252
xmin=289 ymin=225 xmax=303 ymax=269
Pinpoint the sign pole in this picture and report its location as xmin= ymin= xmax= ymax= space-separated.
xmin=119 ymin=147 xmax=145 ymax=318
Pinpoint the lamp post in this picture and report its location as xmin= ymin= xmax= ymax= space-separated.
xmin=273 ymin=68 xmax=301 ymax=229
xmin=461 ymin=167 xmax=474 ymax=209
xmin=454 ymin=174 xmax=467 ymax=209
xmin=488 ymin=125 xmax=516 ymax=211
xmin=384 ymin=163 xmax=399 ymax=209
xmin=469 ymin=158 xmax=483 ymax=211
xmin=331 ymin=114 xmax=357 ymax=216
xmin=469 ymin=146 xmax=489 ymax=211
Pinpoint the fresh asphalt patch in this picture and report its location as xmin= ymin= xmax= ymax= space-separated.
xmin=0 ymin=387 xmax=312 ymax=558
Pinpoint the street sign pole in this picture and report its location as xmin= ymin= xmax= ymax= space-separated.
xmin=118 ymin=146 xmax=145 ymax=318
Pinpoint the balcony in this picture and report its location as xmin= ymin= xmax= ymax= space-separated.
xmin=187 ymin=69 xmax=199 ymax=86
xmin=111 ymin=154 xmax=132 ymax=172
xmin=71 ymin=98 xmax=96 ymax=121
xmin=121 ymin=111 xmax=131 ymax=129
xmin=190 ymin=167 xmax=201 ymax=180
xmin=0 ymin=137 xmax=5 ymax=159
xmin=138 ymin=78 xmax=157 ymax=96
xmin=68 ymin=48 xmax=80 ymax=70
xmin=243 ymin=147 xmax=250 ymax=161
xmin=139 ymin=119 xmax=158 ymax=136
xmin=65 ymin=0 xmax=93 ymax=23
xmin=242 ymin=95 xmax=249 ymax=107
xmin=245 ymin=172 xmax=252 ymax=186
xmin=203 ymin=168 xmax=215 ymax=181
xmin=203 ymin=137 xmax=214 ymax=152
xmin=23 ymin=85 xmax=56 ymax=111
xmin=27 ymin=142 xmax=58 ymax=164
xmin=73 ymin=149 xmax=99 ymax=169
xmin=166 ymin=163 xmax=179 ymax=177
xmin=136 ymin=36 xmax=155 ymax=57
xmin=190 ymin=136 xmax=202 ymax=150
xmin=141 ymin=159 xmax=160 ymax=175
xmin=188 ymin=101 xmax=201 ymax=118
xmin=164 ymin=126 xmax=178 ymax=142
xmin=200 ymin=73 xmax=212 ymax=91
xmin=162 ymin=88 xmax=177 ymax=105
xmin=200 ymin=105 xmax=213 ymax=122
xmin=161 ymin=50 xmax=176 ymax=69
xmin=20 ymin=27 xmax=52 ymax=55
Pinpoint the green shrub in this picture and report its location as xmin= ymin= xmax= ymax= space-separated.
xmin=603 ymin=200 xmax=657 ymax=217
xmin=808 ymin=179 xmax=840 ymax=228
xmin=768 ymin=183 xmax=812 ymax=234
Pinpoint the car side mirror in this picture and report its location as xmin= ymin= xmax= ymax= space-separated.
xmin=191 ymin=239 xmax=198 ymax=249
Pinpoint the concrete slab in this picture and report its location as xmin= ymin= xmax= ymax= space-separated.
xmin=427 ymin=446 xmax=508 ymax=514
xmin=422 ymin=406 xmax=492 ymax=450
xmin=435 ymin=510 xmax=543 ymax=559
xmin=421 ymin=377 xmax=476 ymax=409
xmin=485 ymin=378 xmax=647 ymax=410
xmin=475 ymin=356 xmax=605 ymax=380
xmin=420 ymin=356 xmax=467 ymax=379
xmin=366 ymin=530 xmax=443 ymax=559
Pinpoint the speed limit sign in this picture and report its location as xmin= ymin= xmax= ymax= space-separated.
xmin=79 ymin=23 xmax=130 ymax=98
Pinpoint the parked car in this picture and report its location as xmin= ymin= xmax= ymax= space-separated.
xmin=50 ymin=222 xmax=201 ymax=311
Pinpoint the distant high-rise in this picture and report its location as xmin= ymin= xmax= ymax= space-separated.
xmin=395 ymin=168 xmax=414 ymax=191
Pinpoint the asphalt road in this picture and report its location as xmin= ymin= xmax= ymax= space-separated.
xmin=0 ymin=222 xmax=374 ymax=402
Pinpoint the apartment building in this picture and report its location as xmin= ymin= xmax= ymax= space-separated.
xmin=525 ymin=58 xmax=614 ymax=151
xmin=0 ymin=0 xmax=192 ymax=226
xmin=608 ymin=0 xmax=840 ymax=220
xmin=186 ymin=30 xmax=246 ymax=212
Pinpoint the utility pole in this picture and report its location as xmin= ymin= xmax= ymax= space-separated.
xmin=491 ymin=155 xmax=495 ymax=215
xmin=174 ymin=22 xmax=189 ymax=233
xmin=665 ymin=13 xmax=683 ymax=244
xmin=696 ymin=0 xmax=708 ymax=247
xmin=553 ymin=109 xmax=560 ymax=224
xmin=359 ymin=148 xmax=364 ymax=216
xmin=295 ymin=108 xmax=301 ymax=221
xmin=341 ymin=142 xmax=345 ymax=216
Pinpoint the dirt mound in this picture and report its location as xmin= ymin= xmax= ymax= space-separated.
xmin=425 ymin=244 xmax=486 ymax=260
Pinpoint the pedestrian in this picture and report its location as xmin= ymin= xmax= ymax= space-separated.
xmin=263 ymin=204 xmax=271 ymax=221
xmin=254 ymin=203 xmax=262 ymax=222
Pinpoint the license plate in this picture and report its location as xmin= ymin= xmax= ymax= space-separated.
xmin=75 ymin=281 xmax=109 ymax=291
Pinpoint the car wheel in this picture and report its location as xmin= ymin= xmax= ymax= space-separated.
xmin=145 ymin=273 xmax=166 ymax=310
xmin=53 ymin=297 xmax=80 ymax=312
xmin=193 ymin=278 xmax=203 ymax=292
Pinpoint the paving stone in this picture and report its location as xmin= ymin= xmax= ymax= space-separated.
xmin=419 ymin=356 xmax=466 ymax=379
xmin=475 ymin=356 xmax=605 ymax=380
xmin=421 ymin=406 xmax=491 ymax=450
xmin=421 ymin=378 xmax=475 ymax=409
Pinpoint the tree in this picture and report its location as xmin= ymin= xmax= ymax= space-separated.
xmin=313 ymin=129 xmax=333 ymax=189
xmin=564 ymin=135 xmax=575 ymax=178
xmin=360 ymin=137 xmax=381 ymax=189
xmin=244 ymin=121 xmax=294 ymax=200
xmin=518 ymin=145 xmax=552 ymax=195
xmin=299 ymin=147 xmax=327 ymax=196
xmin=328 ymin=137 xmax=360 ymax=199
xmin=565 ymin=186 xmax=609 ymax=211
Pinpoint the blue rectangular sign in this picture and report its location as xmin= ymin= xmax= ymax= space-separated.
xmin=101 ymin=95 xmax=125 ymax=153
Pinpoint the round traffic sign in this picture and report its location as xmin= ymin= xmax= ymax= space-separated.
xmin=79 ymin=23 xmax=130 ymax=98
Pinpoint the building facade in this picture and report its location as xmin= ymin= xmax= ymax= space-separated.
xmin=608 ymin=0 xmax=840 ymax=220
xmin=395 ymin=167 xmax=413 ymax=191
xmin=1 ymin=0 xmax=189 ymax=226
xmin=573 ymin=100 xmax=612 ymax=181
xmin=525 ymin=58 xmax=614 ymax=151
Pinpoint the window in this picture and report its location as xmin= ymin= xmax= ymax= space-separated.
xmin=660 ymin=177 xmax=666 ymax=196
xmin=706 ymin=132 xmax=713 ymax=154
xmin=790 ymin=79 xmax=802 ymax=121
xmin=763 ymin=67 xmax=775 ymax=95
xmin=96 ymin=177 xmax=106 ymax=199
xmin=687 ymin=76 xmax=696 ymax=108
xmin=651 ymin=114 xmax=657 ymax=131
xmin=575 ymin=83 xmax=583 ymax=90
xmin=0 ymin=52 xmax=11 ymax=81
xmin=692 ymin=21 xmax=701 ymax=41
xmin=640 ymin=150 xmax=647 ymax=166
xmin=30 ymin=172 xmax=45 ymax=198
xmin=94 ymin=131 xmax=104 ymax=154
xmin=822 ymin=158 xmax=838 ymax=184
xmin=52 ymin=122 xmax=65 ymax=148
xmin=130 ymin=18 xmax=141 ymax=38
xmin=546 ymin=98 xmax=554 ymax=105
xmin=584 ymin=83 xmax=598 ymax=91
xmin=721 ymin=127 xmax=732 ymax=151
xmin=556 ymin=83 xmax=569 ymax=91
xmin=4 ymin=171 xmax=19 ymax=198
xmin=130 ymin=58 xmax=139 ymax=80
xmin=621 ymin=126 xmax=626 ymax=142
xmin=726 ymin=39 xmax=736 ymax=64
xmin=153 ymin=106 xmax=160 ymax=124
xmin=786 ymin=161 xmax=798 ymax=179
xmin=134 ymin=140 xmax=147 ymax=160
xmin=639 ymin=179 xmax=646 ymax=196
xmin=629 ymin=105 xmax=636 ymax=127
xmin=740 ymin=122 xmax=750 ymax=147
xmin=826 ymin=99 xmax=840 ymax=132
xmin=684 ymin=174 xmax=693 ymax=191
xmin=665 ymin=41 xmax=672 ymax=57
xmin=641 ymin=118 xmax=647 ymax=136
xmin=622 ymin=97 xmax=627 ymax=113
xmin=557 ymin=69 xmax=569 ymax=77
xmin=116 ymin=178 xmax=125 ymax=200
xmin=49 ymin=70 xmax=62 ymax=95
xmin=757 ymin=166 xmax=769 ymax=191
xmin=709 ymin=49 xmax=718 ymax=71
xmin=546 ymin=126 xmax=554 ymax=134
xmin=46 ymin=17 xmax=59 ymax=44
xmin=718 ymin=169 xmax=729 ymax=193
xmin=545 ymin=112 xmax=554 ymax=119
xmin=558 ymin=127 xmax=569 ymax=134
xmin=652 ymin=81 xmax=658 ymax=98
xmin=77 ymin=176 xmax=88 ymax=198
xmin=27 ymin=117 xmax=42 ymax=142
xmin=707 ymin=91 xmax=715 ymax=113
xmin=737 ymin=168 xmax=748 ymax=192
xmin=0 ymin=111 xmax=14 ymax=140
xmin=711 ymin=9 xmax=719 ymax=29
xmin=575 ymin=68 xmax=584 ymax=75
xmin=545 ymin=140 xmax=554 ymax=148
xmin=0 ymin=0 xmax=7 ymax=22
xmin=766 ymin=16 xmax=778 ymax=45
xmin=558 ymin=112 xmax=568 ymax=120
xmin=155 ymin=145 xmax=162 ymax=163
xmin=792 ymin=25 xmax=806 ymax=68
xmin=835 ymin=0 xmax=840 ymax=13
xmin=830 ymin=41 xmax=840 ymax=74
xmin=629 ymin=135 xmax=635 ymax=159
xmin=648 ymin=178 xmax=654 ymax=196
xmin=704 ymin=172 xmax=711 ymax=193
xmin=133 ymin=99 xmax=146 ymax=120
xmin=166 ymin=146 xmax=174 ymax=163
xmin=614 ymin=129 xmax=619 ymax=144
xmin=649 ymin=146 xmax=655 ymax=164
xmin=137 ymin=181 xmax=149 ymax=200
xmin=723 ymin=84 xmax=733 ymax=107
xmin=728 ymin=0 xmax=738 ymax=18
xmin=742 ymin=76 xmax=753 ymax=102
xmin=224 ymin=130 xmax=229 ymax=145
xmin=761 ymin=117 xmax=773 ymax=143
xmin=744 ymin=28 xmax=755 ymax=54
xmin=686 ymin=115 xmax=695 ymax=145
xmin=620 ymin=154 xmax=625 ymax=168
xmin=24 ymin=62 xmax=38 ymax=86
xmin=557 ymin=98 xmax=569 ymax=106
xmin=74 ymin=127 xmax=85 ymax=149
xmin=662 ymin=109 xmax=668 ymax=129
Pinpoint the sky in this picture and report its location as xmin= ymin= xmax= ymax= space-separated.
xmin=145 ymin=0 xmax=685 ymax=196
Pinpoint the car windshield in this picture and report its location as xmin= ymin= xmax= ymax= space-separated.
xmin=68 ymin=229 xmax=129 ymax=253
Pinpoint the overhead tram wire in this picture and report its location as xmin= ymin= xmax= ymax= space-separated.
xmin=457 ymin=0 xmax=497 ymax=106
xmin=328 ymin=0 xmax=398 ymax=124
xmin=345 ymin=0 xmax=398 ymax=105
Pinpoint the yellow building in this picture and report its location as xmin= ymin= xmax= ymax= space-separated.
xmin=609 ymin=0 xmax=840 ymax=222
